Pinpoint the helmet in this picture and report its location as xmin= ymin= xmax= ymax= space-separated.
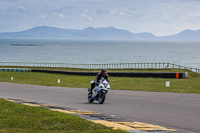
xmin=101 ymin=69 xmax=107 ymax=77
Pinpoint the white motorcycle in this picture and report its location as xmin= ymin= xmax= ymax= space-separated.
xmin=88 ymin=79 xmax=110 ymax=104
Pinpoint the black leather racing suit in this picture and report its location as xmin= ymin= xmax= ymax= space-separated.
xmin=90 ymin=72 xmax=109 ymax=93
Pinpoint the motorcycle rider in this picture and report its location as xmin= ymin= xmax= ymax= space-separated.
xmin=90 ymin=69 xmax=109 ymax=94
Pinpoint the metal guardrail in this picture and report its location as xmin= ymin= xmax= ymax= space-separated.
xmin=0 ymin=62 xmax=199 ymax=74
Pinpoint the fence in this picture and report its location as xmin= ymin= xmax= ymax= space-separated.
xmin=0 ymin=62 xmax=199 ymax=74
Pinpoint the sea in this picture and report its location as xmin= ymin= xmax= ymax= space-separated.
xmin=0 ymin=38 xmax=200 ymax=68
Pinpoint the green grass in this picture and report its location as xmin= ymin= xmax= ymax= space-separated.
xmin=0 ymin=68 xmax=200 ymax=94
xmin=0 ymin=99 xmax=126 ymax=133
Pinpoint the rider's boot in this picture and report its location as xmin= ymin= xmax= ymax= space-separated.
xmin=90 ymin=83 xmax=95 ymax=95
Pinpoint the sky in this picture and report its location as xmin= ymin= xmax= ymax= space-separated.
xmin=1 ymin=0 xmax=200 ymax=36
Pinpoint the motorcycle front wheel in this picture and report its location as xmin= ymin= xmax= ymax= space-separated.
xmin=88 ymin=93 xmax=94 ymax=103
xmin=98 ymin=91 xmax=106 ymax=104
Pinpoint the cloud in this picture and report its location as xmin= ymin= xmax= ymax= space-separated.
xmin=17 ymin=5 xmax=26 ymax=12
xmin=58 ymin=13 xmax=66 ymax=18
xmin=53 ymin=13 xmax=66 ymax=18
xmin=119 ymin=12 xmax=126 ymax=16
xmin=80 ymin=13 xmax=93 ymax=21
xmin=38 ymin=14 xmax=46 ymax=19
xmin=109 ymin=11 xmax=116 ymax=15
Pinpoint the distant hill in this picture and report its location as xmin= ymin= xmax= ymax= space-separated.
xmin=0 ymin=26 xmax=155 ymax=40
xmin=0 ymin=26 xmax=200 ymax=40
xmin=158 ymin=29 xmax=200 ymax=40
xmin=0 ymin=26 xmax=79 ymax=39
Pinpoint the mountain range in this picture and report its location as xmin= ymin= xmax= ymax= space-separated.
xmin=0 ymin=26 xmax=200 ymax=40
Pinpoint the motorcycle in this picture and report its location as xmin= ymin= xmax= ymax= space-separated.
xmin=88 ymin=79 xmax=110 ymax=104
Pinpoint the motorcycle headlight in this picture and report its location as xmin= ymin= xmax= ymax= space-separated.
xmin=104 ymin=84 xmax=108 ymax=88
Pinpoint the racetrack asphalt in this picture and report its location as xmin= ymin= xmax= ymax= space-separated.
xmin=0 ymin=82 xmax=199 ymax=133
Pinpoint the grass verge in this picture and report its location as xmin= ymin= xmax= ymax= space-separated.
xmin=0 ymin=99 xmax=126 ymax=133
xmin=0 ymin=68 xmax=200 ymax=94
